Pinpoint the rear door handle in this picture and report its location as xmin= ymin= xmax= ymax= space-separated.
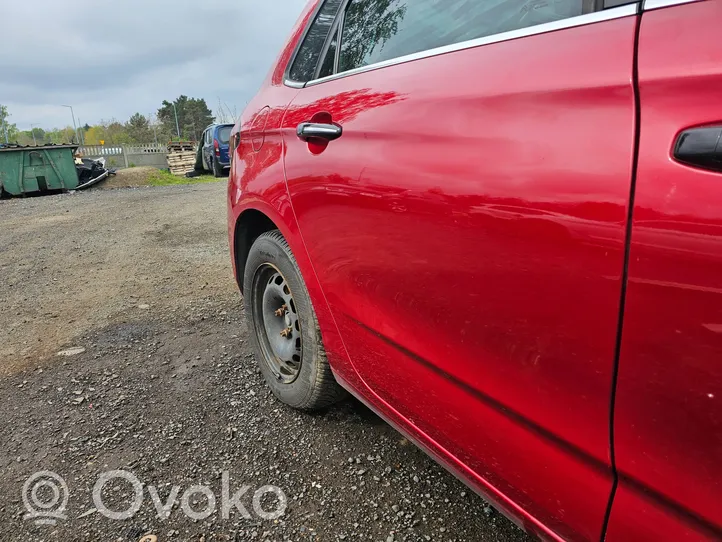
xmin=674 ymin=126 xmax=722 ymax=173
xmin=296 ymin=122 xmax=342 ymax=142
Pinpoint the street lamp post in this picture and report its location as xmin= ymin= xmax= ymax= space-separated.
xmin=172 ymin=103 xmax=181 ymax=140
xmin=61 ymin=105 xmax=80 ymax=144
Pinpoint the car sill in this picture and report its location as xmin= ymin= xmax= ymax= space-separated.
xmin=332 ymin=370 xmax=566 ymax=542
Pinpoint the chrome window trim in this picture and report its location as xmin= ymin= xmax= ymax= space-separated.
xmin=305 ymin=4 xmax=637 ymax=87
xmin=642 ymin=0 xmax=699 ymax=10
xmin=284 ymin=0 xmax=344 ymax=87
xmin=333 ymin=9 xmax=344 ymax=74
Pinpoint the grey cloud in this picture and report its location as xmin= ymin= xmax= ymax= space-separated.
xmin=1 ymin=0 xmax=309 ymax=130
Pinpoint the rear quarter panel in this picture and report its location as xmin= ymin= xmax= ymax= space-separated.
xmin=228 ymin=0 xmax=364 ymax=394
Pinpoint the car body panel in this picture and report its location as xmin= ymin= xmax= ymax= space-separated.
xmin=281 ymin=13 xmax=638 ymax=542
xmin=227 ymin=0 xmax=722 ymax=539
xmin=607 ymin=1 xmax=722 ymax=539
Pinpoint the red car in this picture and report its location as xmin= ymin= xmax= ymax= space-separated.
xmin=228 ymin=0 xmax=722 ymax=539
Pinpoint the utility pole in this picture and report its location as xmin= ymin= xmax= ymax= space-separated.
xmin=61 ymin=105 xmax=79 ymax=144
xmin=172 ymin=103 xmax=181 ymax=140
xmin=150 ymin=112 xmax=158 ymax=145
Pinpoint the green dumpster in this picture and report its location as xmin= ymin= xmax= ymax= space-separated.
xmin=0 ymin=144 xmax=79 ymax=196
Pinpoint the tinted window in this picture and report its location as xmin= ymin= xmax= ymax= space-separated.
xmin=318 ymin=29 xmax=338 ymax=79
xmin=289 ymin=0 xmax=343 ymax=82
xmin=217 ymin=126 xmax=232 ymax=144
xmin=338 ymin=0 xmax=594 ymax=73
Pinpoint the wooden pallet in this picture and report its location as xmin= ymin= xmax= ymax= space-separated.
xmin=167 ymin=141 xmax=195 ymax=152
xmin=167 ymin=152 xmax=196 ymax=163
xmin=169 ymin=167 xmax=194 ymax=176
xmin=167 ymin=150 xmax=197 ymax=176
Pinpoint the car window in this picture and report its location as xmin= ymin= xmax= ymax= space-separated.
xmin=338 ymin=0 xmax=596 ymax=73
xmin=218 ymin=126 xmax=232 ymax=144
xmin=289 ymin=0 xmax=344 ymax=82
xmin=205 ymin=129 xmax=212 ymax=144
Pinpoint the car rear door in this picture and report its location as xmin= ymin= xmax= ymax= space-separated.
xmin=282 ymin=1 xmax=638 ymax=539
xmin=607 ymin=1 xmax=722 ymax=539
xmin=218 ymin=125 xmax=232 ymax=165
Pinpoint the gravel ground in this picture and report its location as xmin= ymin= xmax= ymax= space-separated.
xmin=0 ymin=183 xmax=532 ymax=542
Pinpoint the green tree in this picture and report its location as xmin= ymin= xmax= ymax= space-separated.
xmin=157 ymin=96 xmax=214 ymax=142
xmin=31 ymin=127 xmax=46 ymax=143
xmin=0 ymin=105 xmax=19 ymax=143
xmin=104 ymin=121 xmax=134 ymax=144
xmin=84 ymin=125 xmax=104 ymax=145
xmin=46 ymin=127 xmax=77 ymax=144
xmin=126 ymin=113 xmax=152 ymax=143
xmin=14 ymin=131 xmax=35 ymax=146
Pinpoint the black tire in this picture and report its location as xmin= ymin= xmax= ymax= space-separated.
xmin=243 ymin=230 xmax=346 ymax=410
xmin=212 ymin=156 xmax=223 ymax=177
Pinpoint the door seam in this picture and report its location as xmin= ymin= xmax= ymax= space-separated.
xmin=599 ymin=7 xmax=643 ymax=541
xmin=278 ymin=93 xmax=362 ymax=384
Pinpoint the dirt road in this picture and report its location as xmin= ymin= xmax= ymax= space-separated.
xmin=0 ymin=183 xmax=530 ymax=542
xmin=0 ymin=181 xmax=236 ymax=371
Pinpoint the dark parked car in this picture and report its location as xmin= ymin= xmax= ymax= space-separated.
xmin=200 ymin=123 xmax=233 ymax=177
xmin=228 ymin=0 xmax=722 ymax=540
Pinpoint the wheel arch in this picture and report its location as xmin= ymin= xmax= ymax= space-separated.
xmin=231 ymin=201 xmax=364 ymax=392
xmin=233 ymin=209 xmax=279 ymax=294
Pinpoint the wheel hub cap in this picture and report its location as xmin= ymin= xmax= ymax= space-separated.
xmin=257 ymin=267 xmax=302 ymax=383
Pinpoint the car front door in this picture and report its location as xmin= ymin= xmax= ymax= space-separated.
xmin=282 ymin=1 xmax=638 ymax=539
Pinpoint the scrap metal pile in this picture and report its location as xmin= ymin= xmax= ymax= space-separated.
xmin=74 ymin=154 xmax=116 ymax=190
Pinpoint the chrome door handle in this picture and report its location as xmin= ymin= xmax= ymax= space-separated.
xmin=296 ymin=122 xmax=343 ymax=142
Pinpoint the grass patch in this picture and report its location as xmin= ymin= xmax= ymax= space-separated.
xmin=146 ymin=169 xmax=223 ymax=186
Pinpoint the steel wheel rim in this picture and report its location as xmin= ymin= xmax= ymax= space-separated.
xmin=252 ymin=264 xmax=302 ymax=383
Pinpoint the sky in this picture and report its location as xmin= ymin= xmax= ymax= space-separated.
xmin=1 ymin=0 xmax=309 ymax=131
